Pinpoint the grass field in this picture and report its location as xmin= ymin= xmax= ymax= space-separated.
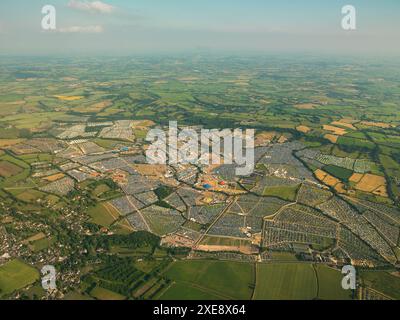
xmin=254 ymin=263 xmax=317 ymax=300
xmin=315 ymin=265 xmax=352 ymax=300
xmin=29 ymin=237 xmax=55 ymax=252
xmin=200 ymin=236 xmax=251 ymax=247
xmin=263 ymin=184 xmax=300 ymax=201
xmin=90 ymin=286 xmax=126 ymax=300
xmin=159 ymin=282 xmax=226 ymax=300
xmin=360 ymin=270 xmax=400 ymax=299
xmin=0 ymin=259 xmax=39 ymax=297
xmin=15 ymin=189 xmax=46 ymax=203
xmin=323 ymin=165 xmax=353 ymax=181
xmin=0 ymin=160 xmax=23 ymax=177
xmin=164 ymin=260 xmax=255 ymax=300
xmin=87 ymin=202 xmax=120 ymax=227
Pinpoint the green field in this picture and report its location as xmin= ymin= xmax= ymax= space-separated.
xmin=164 ymin=260 xmax=255 ymax=300
xmin=315 ymin=265 xmax=352 ymax=300
xmin=90 ymin=286 xmax=126 ymax=300
xmin=262 ymin=185 xmax=300 ymax=201
xmin=360 ymin=270 xmax=400 ymax=300
xmin=254 ymin=263 xmax=317 ymax=300
xmin=323 ymin=165 xmax=353 ymax=181
xmin=0 ymin=259 xmax=39 ymax=297
xmin=87 ymin=202 xmax=120 ymax=227
xmin=159 ymin=282 xmax=226 ymax=300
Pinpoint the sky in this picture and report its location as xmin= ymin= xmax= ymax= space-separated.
xmin=0 ymin=0 xmax=399 ymax=55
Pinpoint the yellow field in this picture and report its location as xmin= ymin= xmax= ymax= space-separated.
xmin=331 ymin=120 xmax=356 ymax=130
xmin=0 ymin=139 xmax=25 ymax=147
xmin=315 ymin=169 xmax=328 ymax=181
xmin=323 ymin=125 xmax=347 ymax=136
xmin=74 ymin=100 xmax=112 ymax=113
xmin=255 ymin=131 xmax=277 ymax=146
xmin=361 ymin=121 xmax=393 ymax=129
xmin=355 ymin=174 xmax=387 ymax=194
xmin=349 ymin=173 xmax=363 ymax=183
xmin=43 ymin=173 xmax=65 ymax=182
xmin=323 ymin=174 xmax=341 ymax=187
xmin=324 ymin=134 xmax=339 ymax=143
xmin=294 ymin=103 xmax=316 ymax=110
xmin=54 ymin=95 xmax=84 ymax=101
xmin=334 ymin=183 xmax=347 ymax=194
xmin=296 ymin=125 xmax=311 ymax=133
xmin=315 ymin=169 xmax=341 ymax=188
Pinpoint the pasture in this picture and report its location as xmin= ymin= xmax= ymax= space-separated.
xmin=88 ymin=202 xmax=120 ymax=227
xmin=254 ymin=263 xmax=317 ymax=300
xmin=263 ymin=185 xmax=300 ymax=201
xmin=315 ymin=265 xmax=352 ymax=300
xmin=164 ymin=260 xmax=255 ymax=300
xmin=0 ymin=259 xmax=39 ymax=297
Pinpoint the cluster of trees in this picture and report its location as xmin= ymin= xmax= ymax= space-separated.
xmin=91 ymin=231 xmax=160 ymax=251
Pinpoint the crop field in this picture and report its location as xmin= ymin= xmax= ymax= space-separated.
xmin=0 ymin=260 xmax=39 ymax=297
xmin=159 ymin=282 xmax=226 ymax=300
xmin=263 ymin=185 xmax=300 ymax=201
xmin=315 ymin=265 xmax=352 ymax=300
xmin=323 ymin=165 xmax=353 ymax=181
xmin=0 ymin=160 xmax=23 ymax=177
xmin=359 ymin=271 xmax=400 ymax=300
xmin=88 ymin=202 xmax=120 ymax=227
xmin=164 ymin=260 xmax=255 ymax=300
xmin=254 ymin=263 xmax=317 ymax=300
xmin=90 ymin=286 xmax=126 ymax=300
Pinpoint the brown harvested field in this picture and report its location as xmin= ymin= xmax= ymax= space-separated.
xmin=0 ymin=161 xmax=23 ymax=177
xmin=54 ymin=95 xmax=83 ymax=101
xmin=324 ymin=134 xmax=339 ymax=143
xmin=323 ymin=174 xmax=341 ymax=187
xmin=0 ymin=139 xmax=25 ymax=148
xmin=355 ymin=174 xmax=386 ymax=193
xmin=43 ymin=173 xmax=65 ymax=182
xmin=255 ymin=131 xmax=277 ymax=146
xmin=161 ymin=234 xmax=196 ymax=248
xmin=75 ymin=100 xmax=112 ymax=113
xmin=331 ymin=120 xmax=357 ymax=130
xmin=132 ymin=164 xmax=167 ymax=177
xmin=334 ymin=183 xmax=347 ymax=194
xmin=132 ymin=120 xmax=155 ymax=129
xmin=196 ymin=244 xmax=257 ymax=255
xmin=323 ymin=125 xmax=347 ymax=136
xmin=23 ymin=232 xmax=46 ymax=244
xmin=373 ymin=185 xmax=388 ymax=197
xmin=349 ymin=173 xmax=364 ymax=183
xmin=315 ymin=169 xmax=328 ymax=181
xmin=294 ymin=103 xmax=316 ymax=110
xmin=315 ymin=169 xmax=340 ymax=187
xmin=278 ymin=135 xmax=288 ymax=143
xmin=296 ymin=126 xmax=311 ymax=133
xmin=360 ymin=121 xmax=393 ymax=129
xmin=90 ymin=100 xmax=112 ymax=112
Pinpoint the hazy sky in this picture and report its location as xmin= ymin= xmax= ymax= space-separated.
xmin=0 ymin=0 xmax=399 ymax=55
